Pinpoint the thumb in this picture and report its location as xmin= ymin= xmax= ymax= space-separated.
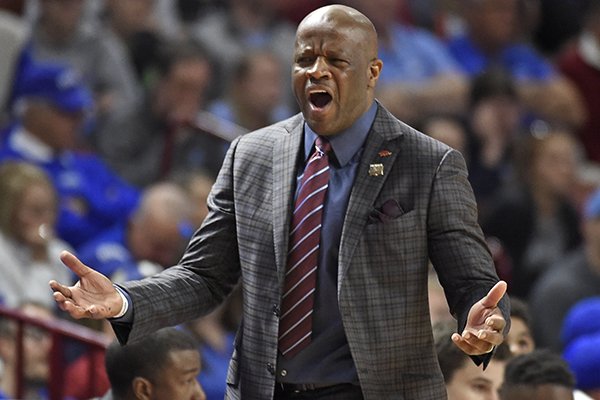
xmin=480 ymin=280 xmax=507 ymax=309
xmin=60 ymin=250 xmax=95 ymax=278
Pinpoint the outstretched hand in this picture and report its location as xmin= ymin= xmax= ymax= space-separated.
xmin=49 ymin=251 xmax=123 ymax=319
xmin=452 ymin=280 xmax=507 ymax=355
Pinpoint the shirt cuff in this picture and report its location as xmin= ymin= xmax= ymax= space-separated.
xmin=110 ymin=285 xmax=133 ymax=322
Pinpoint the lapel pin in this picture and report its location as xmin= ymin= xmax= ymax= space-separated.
xmin=378 ymin=150 xmax=392 ymax=158
xmin=369 ymin=163 xmax=384 ymax=176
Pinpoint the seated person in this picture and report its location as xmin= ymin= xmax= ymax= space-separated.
xmin=435 ymin=321 xmax=512 ymax=400
xmin=77 ymin=182 xmax=194 ymax=282
xmin=101 ymin=327 xmax=205 ymax=400
xmin=499 ymin=349 xmax=578 ymax=400
xmin=0 ymin=62 xmax=140 ymax=249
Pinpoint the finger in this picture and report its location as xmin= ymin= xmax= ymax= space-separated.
xmin=60 ymin=300 xmax=90 ymax=320
xmin=455 ymin=332 xmax=496 ymax=354
xmin=49 ymin=280 xmax=73 ymax=299
xmin=485 ymin=315 xmax=506 ymax=332
xmin=480 ymin=280 xmax=507 ymax=309
xmin=452 ymin=333 xmax=484 ymax=355
xmin=476 ymin=329 xmax=505 ymax=346
xmin=60 ymin=251 xmax=95 ymax=279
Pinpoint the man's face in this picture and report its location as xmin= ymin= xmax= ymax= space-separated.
xmin=150 ymin=349 xmax=205 ymax=400
xmin=446 ymin=359 xmax=505 ymax=400
xmin=506 ymin=317 xmax=535 ymax=356
xmin=155 ymin=59 xmax=211 ymax=125
xmin=292 ymin=16 xmax=381 ymax=135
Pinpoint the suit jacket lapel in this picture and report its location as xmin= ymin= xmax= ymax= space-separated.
xmin=338 ymin=106 xmax=405 ymax=292
xmin=272 ymin=118 xmax=304 ymax=287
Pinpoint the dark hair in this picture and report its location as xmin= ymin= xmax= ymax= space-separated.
xmin=502 ymin=349 xmax=575 ymax=388
xmin=510 ymin=297 xmax=532 ymax=330
xmin=105 ymin=327 xmax=198 ymax=398
xmin=155 ymin=39 xmax=211 ymax=79
xmin=469 ymin=67 xmax=517 ymax=108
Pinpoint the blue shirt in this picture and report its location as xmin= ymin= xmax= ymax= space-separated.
xmin=77 ymin=223 xmax=147 ymax=283
xmin=447 ymin=34 xmax=555 ymax=81
xmin=378 ymin=24 xmax=462 ymax=84
xmin=276 ymin=102 xmax=378 ymax=384
xmin=0 ymin=124 xmax=140 ymax=249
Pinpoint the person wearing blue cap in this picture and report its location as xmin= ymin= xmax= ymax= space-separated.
xmin=529 ymin=188 xmax=600 ymax=352
xmin=0 ymin=62 xmax=140 ymax=249
xmin=561 ymin=297 xmax=600 ymax=348
xmin=563 ymin=332 xmax=600 ymax=399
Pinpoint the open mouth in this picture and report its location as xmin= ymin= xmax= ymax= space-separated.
xmin=309 ymin=91 xmax=332 ymax=109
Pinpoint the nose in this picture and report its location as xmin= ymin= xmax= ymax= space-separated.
xmin=306 ymin=56 xmax=331 ymax=80
xmin=193 ymin=380 xmax=206 ymax=400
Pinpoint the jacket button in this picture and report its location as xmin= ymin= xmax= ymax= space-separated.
xmin=266 ymin=362 xmax=275 ymax=375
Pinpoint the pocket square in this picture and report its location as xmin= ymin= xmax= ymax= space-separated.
xmin=368 ymin=199 xmax=405 ymax=224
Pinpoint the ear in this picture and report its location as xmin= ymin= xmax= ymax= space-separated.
xmin=132 ymin=377 xmax=153 ymax=400
xmin=368 ymin=58 xmax=383 ymax=89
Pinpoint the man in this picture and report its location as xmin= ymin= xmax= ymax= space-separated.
xmin=499 ymin=350 xmax=577 ymax=400
xmin=92 ymin=40 xmax=223 ymax=187
xmin=77 ymin=182 xmax=194 ymax=282
xmin=101 ymin=327 xmax=205 ymax=400
xmin=50 ymin=5 xmax=509 ymax=399
xmin=0 ymin=62 xmax=140 ymax=249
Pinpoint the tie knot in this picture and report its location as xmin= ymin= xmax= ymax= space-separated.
xmin=315 ymin=136 xmax=331 ymax=156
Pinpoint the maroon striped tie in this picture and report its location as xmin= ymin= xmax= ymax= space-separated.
xmin=278 ymin=136 xmax=331 ymax=358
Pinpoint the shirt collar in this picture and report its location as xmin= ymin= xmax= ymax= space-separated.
xmin=303 ymin=102 xmax=377 ymax=167
xmin=9 ymin=125 xmax=54 ymax=163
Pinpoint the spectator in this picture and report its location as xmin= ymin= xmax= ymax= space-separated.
xmin=101 ymin=327 xmax=205 ymax=400
xmin=102 ymin=0 xmax=168 ymax=92
xmin=93 ymin=40 xmax=223 ymax=187
xmin=506 ymin=297 xmax=535 ymax=356
xmin=435 ymin=321 xmax=512 ymax=400
xmin=499 ymin=349 xmax=577 ymax=400
xmin=0 ymin=302 xmax=55 ymax=400
xmin=208 ymin=50 xmax=294 ymax=132
xmin=189 ymin=0 xmax=296 ymax=106
xmin=448 ymin=0 xmax=586 ymax=129
xmin=343 ymin=0 xmax=469 ymax=126
xmin=464 ymin=68 xmax=523 ymax=217
xmin=483 ymin=129 xmax=582 ymax=299
xmin=563 ymin=333 xmax=600 ymax=399
xmin=561 ymin=297 xmax=600 ymax=349
xmin=0 ymin=62 xmax=140 ymax=249
xmin=0 ymin=7 xmax=27 ymax=122
xmin=77 ymin=182 xmax=194 ymax=283
xmin=0 ymin=161 xmax=71 ymax=309
xmin=29 ymin=0 xmax=140 ymax=131
xmin=558 ymin=0 xmax=600 ymax=164
xmin=529 ymin=188 xmax=600 ymax=351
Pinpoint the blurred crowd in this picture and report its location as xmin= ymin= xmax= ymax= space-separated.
xmin=1 ymin=0 xmax=600 ymax=399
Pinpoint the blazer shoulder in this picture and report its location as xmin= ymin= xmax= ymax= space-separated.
xmin=374 ymin=103 xmax=455 ymax=160
xmin=237 ymin=113 xmax=303 ymax=146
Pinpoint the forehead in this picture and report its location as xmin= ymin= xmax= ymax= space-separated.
xmin=295 ymin=24 xmax=362 ymax=52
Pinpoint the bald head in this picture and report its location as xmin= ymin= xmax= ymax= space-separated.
xmin=298 ymin=5 xmax=378 ymax=59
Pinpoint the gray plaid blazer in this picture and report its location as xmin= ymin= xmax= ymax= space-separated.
xmin=117 ymin=103 xmax=508 ymax=399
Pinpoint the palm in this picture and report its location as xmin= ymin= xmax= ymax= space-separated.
xmin=50 ymin=251 xmax=121 ymax=319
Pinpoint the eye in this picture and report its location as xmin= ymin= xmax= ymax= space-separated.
xmin=296 ymin=56 xmax=314 ymax=66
